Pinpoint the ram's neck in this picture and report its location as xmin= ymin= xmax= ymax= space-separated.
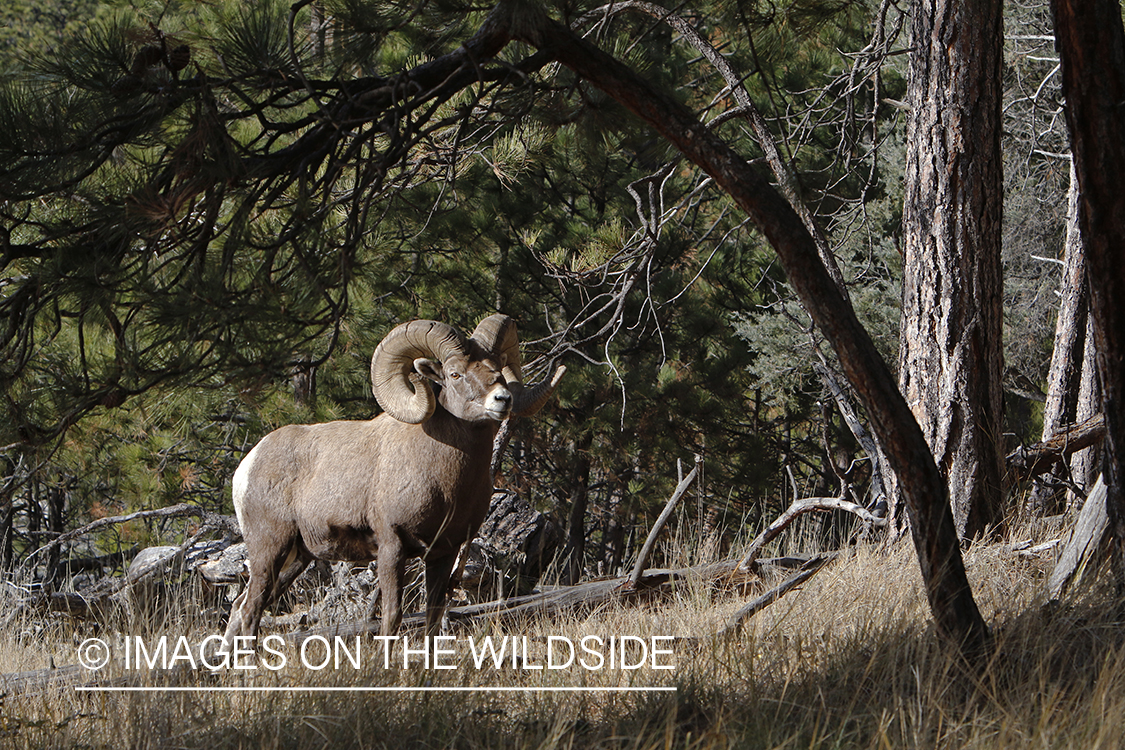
xmin=421 ymin=404 xmax=501 ymax=454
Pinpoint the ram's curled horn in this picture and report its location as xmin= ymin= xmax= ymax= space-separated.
xmin=470 ymin=314 xmax=521 ymax=373
xmin=371 ymin=320 xmax=467 ymax=424
xmin=470 ymin=314 xmax=566 ymax=417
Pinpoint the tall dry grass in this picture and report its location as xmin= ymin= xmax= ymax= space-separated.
xmin=1 ymin=520 xmax=1123 ymax=750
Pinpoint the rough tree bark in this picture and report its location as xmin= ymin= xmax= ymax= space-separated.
xmin=1030 ymin=162 xmax=1096 ymax=512
xmin=496 ymin=0 xmax=988 ymax=652
xmin=1051 ymin=0 xmax=1125 ymax=585
xmin=894 ymin=0 xmax=1005 ymax=540
xmin=1071 ymin=315 xmax=1102 ymax=502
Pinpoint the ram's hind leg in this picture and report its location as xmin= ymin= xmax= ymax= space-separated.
xmin=373 ymin=538 xmax=406 ymax=636
xmin=423 ymin=554 xmax=458 ymax=637
xmin=272 ymin=546 xmax=311 ymax=603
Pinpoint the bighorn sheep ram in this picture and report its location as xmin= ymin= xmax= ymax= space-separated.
xmin=223 ymin=314 xmax=564 ymax=644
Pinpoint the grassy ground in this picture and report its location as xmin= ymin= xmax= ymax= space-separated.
xmin=1 ymin=527 xmax=1123 ymax=749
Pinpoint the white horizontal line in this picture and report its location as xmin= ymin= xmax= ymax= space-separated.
xmin=76 ymin=686 xmax=677 ymax=693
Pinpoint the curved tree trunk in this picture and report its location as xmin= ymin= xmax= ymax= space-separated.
xmin=496 ymin=1 xmax=988 ymax=653
xmin=400 ymin=0 xmax=988 ymax=654
xmin=895 ymin=0 xmax=1005 ymax=540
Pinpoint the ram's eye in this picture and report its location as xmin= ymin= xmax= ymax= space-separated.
xmin=449 ymin=372 xmax=461 ymax=380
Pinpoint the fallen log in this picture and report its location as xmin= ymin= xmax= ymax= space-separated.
xmin=0 ymin=664 xmax=86 ymax=697
xmin=279 ymin=555 xmax=807 ymax=645
xmin=0 ymin=553 xmax=834 ymax=696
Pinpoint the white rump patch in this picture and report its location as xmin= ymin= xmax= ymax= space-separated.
xmin=231 ymin=442 xmax=261 ymax=532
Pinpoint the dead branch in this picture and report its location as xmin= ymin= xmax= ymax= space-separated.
xmin=625 ymin=455 xmax=701 ymax=589
xmin=24 ymin=503 xmax=239 ymax=571
xmin=1006 ymin=413 xmax=1106 ymax=483
xmin=280 ymin=555 xmax=802 ymax=646
xmin=719 ymin=553 xmax=838 ymax=636
xmin=738 ymin=496 xmax=885 ymax=573
xmin=1010 ymin=538 xmax=1062 ymax=559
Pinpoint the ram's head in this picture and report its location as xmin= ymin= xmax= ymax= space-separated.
xmin=370 ymin=314 xmax=565 ymax=424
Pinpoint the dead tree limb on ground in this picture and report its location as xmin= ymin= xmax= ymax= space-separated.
xmin=1048 ymin=474 xmax=1110 ymax=600
xmin=279 ymin=555 xmax=810 ymax=646
xmin=719 ymin=553 xmax=838 ymax=636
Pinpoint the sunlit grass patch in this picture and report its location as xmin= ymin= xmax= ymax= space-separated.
xmin=1 ymin=524 xmax=1123 ymax=749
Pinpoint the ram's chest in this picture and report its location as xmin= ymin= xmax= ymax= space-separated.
xmin=374 ymin=439 xmax=492 ymax=546
xmin=416 ymin=465 xmax=489 ymax=534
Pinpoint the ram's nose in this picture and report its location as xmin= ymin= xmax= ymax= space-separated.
xmin=486 ymin=387 xmax=513 ymax=419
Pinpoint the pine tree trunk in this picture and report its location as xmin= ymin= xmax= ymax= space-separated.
xmin=291 ymin=359 xmax=317 ymax=407
xmin=1070 ymin=315 xmax=1102 ymax=507
xmin=1052 ymin=0 xmax=1125 ymax=586
xmin=897 ymin=0 xmax=1005 ymax=539
xmin=1030 ymin=161 xmax=1090 ymax=513
xmin=560 ymin=432 xmax=592 ymax=585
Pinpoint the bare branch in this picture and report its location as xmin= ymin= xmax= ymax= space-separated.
xmin=23 ymin=503 xmax=237 ymax=572
xmin=738 ymin=495 xmax=885 ymax=573
xmin=626 ymin=455 xmax=702 ymax=588
xmin=1007 ymin=413 xmax=1107 ymax=482
xmin=719 ymin=553 xmax=837 ymax=636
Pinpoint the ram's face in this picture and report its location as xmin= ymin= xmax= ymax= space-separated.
xmin=416 ymin=354 xmax=513 ymax=422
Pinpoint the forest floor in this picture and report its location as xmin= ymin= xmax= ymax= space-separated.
xmin=0 ymin=521 xmax=1123 ymax=750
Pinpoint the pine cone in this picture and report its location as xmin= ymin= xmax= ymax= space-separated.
xmin=167 ymin=44 xmax=191 ymax=72
xmin=131 ymin=44 xmax=164 ymax=74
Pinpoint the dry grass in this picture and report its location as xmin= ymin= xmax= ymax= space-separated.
xmin=1 ymin=525 xmax=1124 ymax=750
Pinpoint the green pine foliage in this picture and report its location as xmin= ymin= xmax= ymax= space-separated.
xmin=0 ymin=0 xmax=1076 ymax=577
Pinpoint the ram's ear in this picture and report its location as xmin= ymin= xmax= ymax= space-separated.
xmin=413 ymin=358 xmax=444 ymax=383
